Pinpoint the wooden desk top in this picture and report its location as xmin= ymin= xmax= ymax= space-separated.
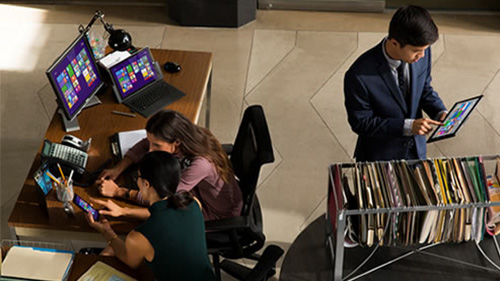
xmin=8 ymin=48 xmax=213 ymax=236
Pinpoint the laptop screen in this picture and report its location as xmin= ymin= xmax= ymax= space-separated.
xmin=109 ymin=47 xmax=160 ymax=100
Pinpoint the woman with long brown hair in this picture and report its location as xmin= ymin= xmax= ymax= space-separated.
xmin=94 ymin=110 xmax=242 ymax=221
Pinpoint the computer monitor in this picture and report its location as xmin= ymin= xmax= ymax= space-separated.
xmin=46 ymin=32 xmax=104 ymax=132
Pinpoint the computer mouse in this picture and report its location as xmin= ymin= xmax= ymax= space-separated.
xmin=164 ymin=61 xmax=181 ymax=73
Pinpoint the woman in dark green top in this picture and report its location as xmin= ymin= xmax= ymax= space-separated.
xmin=86 ymin=151 xmax=215 ymax=281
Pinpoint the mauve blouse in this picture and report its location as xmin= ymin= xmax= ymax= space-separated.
xmin=126 ymin=138 xmax=243 ymax=220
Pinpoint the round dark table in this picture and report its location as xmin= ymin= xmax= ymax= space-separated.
xmin=280 ymin=214 xmax=500 ymax=281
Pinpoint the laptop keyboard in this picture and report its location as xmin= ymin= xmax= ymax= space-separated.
xmin=130 ymin=83 xmax=169 ymax=110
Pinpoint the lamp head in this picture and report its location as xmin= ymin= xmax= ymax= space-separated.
xmin=80 ymin=11 xmax=134 ymax=52
xmin=107 ymin=28 xmax=132 ymax=51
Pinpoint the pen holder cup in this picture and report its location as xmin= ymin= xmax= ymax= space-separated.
xmin=54 ymin=178 xmax=74 ymax=203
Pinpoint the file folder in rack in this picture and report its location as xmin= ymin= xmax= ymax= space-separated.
xmin=326 ymin=155 xmax=500 ymax=281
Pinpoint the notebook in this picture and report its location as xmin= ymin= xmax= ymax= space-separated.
xmin=108 ymin=47 xmax=185 ymax=118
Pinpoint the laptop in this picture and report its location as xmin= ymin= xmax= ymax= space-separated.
xmin=108 ymin=47 xmax=185 ymax=118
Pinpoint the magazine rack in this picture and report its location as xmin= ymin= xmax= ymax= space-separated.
xmin=326 ymin=155 xmax=500 ymax=281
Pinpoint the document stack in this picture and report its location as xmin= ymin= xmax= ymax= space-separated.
xmin=328 ymin=156 xmax=500 ymax=248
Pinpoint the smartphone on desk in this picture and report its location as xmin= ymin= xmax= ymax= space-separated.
xmin=73 ymin=194 xmax=99 ymax=221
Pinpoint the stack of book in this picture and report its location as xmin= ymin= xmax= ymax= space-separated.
xmin=329 ymin=156 xmax=500 ymax=248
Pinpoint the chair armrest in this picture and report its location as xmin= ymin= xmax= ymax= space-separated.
xmin=222 ymin=144 xmax=233 ymax=155
xmin=219 ymin=260 xmax=251 ymax=280
xmin=205 ymin=216 xmax=248 ymax=231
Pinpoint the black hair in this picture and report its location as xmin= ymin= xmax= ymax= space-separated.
xmin=137 ymin=151 xmax=193 ymax=209
xmin=388 ymin=5 xmax=438 ymax=47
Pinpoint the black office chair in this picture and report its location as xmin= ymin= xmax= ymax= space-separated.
xmin=205 ymin=105 xmax=275 ymax=280
xmin=219 ymin=245 xmax=284 ymax=281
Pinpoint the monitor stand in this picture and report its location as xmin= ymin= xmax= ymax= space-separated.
xmin=59 ymin=96 xmax=102 ymax=132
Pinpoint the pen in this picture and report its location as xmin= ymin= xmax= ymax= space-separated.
xmin=57 ymin=163 xmax=66 ymax=182
xmin=112 ymin=110 xmax=136 ymax=118
xmin=68 ymin=169 xmax=74 ymax=183
xmin=46 ymin=172 xmax=61 ymax=185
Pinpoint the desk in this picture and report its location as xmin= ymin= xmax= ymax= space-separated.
xmin=8 ymin=48 xmax=213 ymax=240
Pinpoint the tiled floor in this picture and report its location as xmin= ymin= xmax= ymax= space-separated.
xmin=1 ymin=4 xmax=500 ymax=280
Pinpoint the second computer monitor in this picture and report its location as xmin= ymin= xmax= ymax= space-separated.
xmin=46 ymin=32 xmax=104 ymax=128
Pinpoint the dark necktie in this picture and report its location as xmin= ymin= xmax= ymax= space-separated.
xmin=397 ymin=62 xmax=408 ymax=101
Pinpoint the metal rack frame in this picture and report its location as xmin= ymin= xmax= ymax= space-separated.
xmin=326 ymin=155 xmax=500 ymax=281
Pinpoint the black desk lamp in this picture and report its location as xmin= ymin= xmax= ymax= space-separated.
xmin=79 ymin=10 xmax=134 ymax=52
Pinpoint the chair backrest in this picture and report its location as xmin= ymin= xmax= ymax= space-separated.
xmin=230 ymin=105 xmax=274 ymax=217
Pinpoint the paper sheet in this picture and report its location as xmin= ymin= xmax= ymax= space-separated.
xmin=117 ymin=129 xmax=147 ymax=158
xmin=77 ymin=261 xmax=137 ymax=281
xmin=99 ymin=51 xmax=131 ymax=69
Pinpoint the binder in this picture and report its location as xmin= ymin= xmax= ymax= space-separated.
xmin=362 ymin=165 xmax=376 ymax=246
xmin=1 ymin=245 xmax=74 ymax=281
xmin=110 ymin=129 xmax=147 ymax=159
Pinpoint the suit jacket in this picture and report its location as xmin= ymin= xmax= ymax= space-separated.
xmin=344 ymin=40 xmax=446 ymax=162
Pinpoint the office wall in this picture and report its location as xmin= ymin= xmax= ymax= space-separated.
xmin=258 ymin=0 xmax=385 ymax=12
xmin=1 ymin=0 xmax=165 ymax=5
xmin=386 ymin=0 xmax=499 ymax=11
xmin=5 ymin=0 xmax=497 ymax=12
xmin=259 ymin=0 xmax=499 ymax=12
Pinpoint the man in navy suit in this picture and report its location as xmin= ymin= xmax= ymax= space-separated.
xmin=344 ymin=5 xmax=447 ymax=162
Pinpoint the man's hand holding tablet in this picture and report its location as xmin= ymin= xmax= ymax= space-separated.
xmin=427 ymin=95 xmax=483 ymax=143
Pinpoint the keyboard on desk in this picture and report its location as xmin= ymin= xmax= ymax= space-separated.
xmin=129 ymin=82 xmax=168 ymax=110
xmin=124 ymin=81 xmax=186 ymax=118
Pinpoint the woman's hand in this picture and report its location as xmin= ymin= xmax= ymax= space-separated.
xmin=98 ymin=167 xmax=122 ymax=181
xmin=90 ymin=198 xmax=125 ymax=217
xmin=98 ymin=157 xmax=134 ymax=181
xmin=96 ymin=179 xmax=120 ymax=198
xmin=85 ymin=210 xmax=113 ymax=234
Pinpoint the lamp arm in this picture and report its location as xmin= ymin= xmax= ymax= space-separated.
xmin=98 ymin=14 xmax=115 ymax=33
xmin=78 ymin=10 xmax=133 ymax=52
xmin=79 ymin=10 xmax=105 ymax=33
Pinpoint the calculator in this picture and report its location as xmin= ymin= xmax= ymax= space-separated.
xmin=41 ymin=139 xmax=88 ymax=168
